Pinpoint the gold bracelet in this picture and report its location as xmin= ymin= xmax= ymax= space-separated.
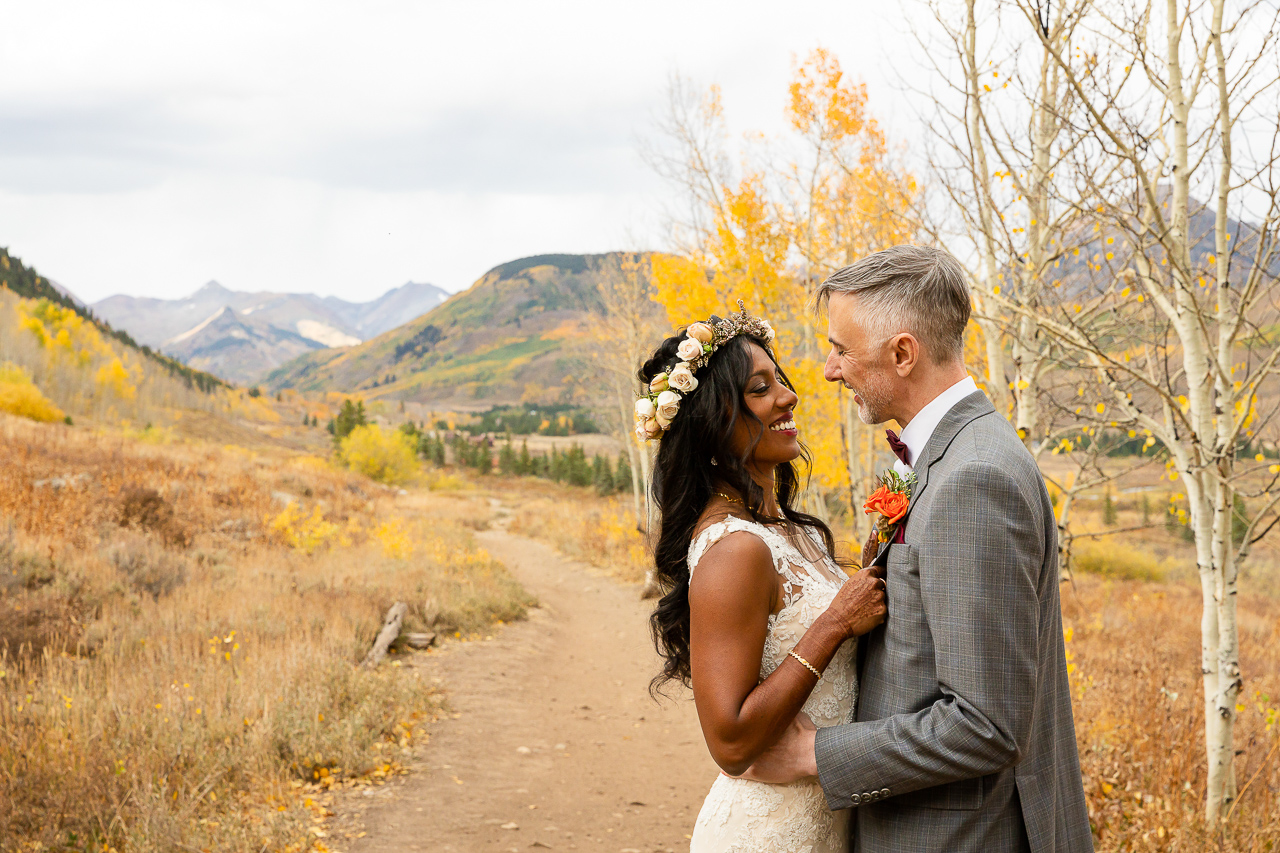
xmin=788 ymin=649 xmax=821 ymax=678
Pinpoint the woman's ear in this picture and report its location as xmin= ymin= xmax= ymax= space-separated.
xmin=889 ymin=333 xmax=920 ymax=377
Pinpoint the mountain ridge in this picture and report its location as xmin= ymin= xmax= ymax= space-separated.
xmin=93 ymin=280 xmax=450 ymax=385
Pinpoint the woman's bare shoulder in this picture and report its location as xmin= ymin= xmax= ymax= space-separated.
xmin=688 ymin=515 xmax=776 ymax=599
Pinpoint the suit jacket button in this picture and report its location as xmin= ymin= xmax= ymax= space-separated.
xmin=880 ymin=788 xmax=890 ymax=797
xmin=851 ymin=794 xmax=862 ymax=805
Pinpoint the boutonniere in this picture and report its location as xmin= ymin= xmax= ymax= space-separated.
xmin=863 ymin=470 xmax=917 ymax=543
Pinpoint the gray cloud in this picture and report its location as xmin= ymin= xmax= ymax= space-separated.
xmin=0 ymin=99 xmax=221 ymax=192
xmin=0 ymin=93 xmax=653 ymax=196
xmin=287 ymin=103 xmax=652 ymax=194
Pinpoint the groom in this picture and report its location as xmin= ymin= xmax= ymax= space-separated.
xmin=745 ymin=246 xmax=1092 ymax=851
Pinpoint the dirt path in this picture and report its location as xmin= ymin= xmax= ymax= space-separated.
xmin=339 ymin=507 xmax=717 ymax=852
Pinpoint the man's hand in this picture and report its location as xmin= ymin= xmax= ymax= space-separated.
xmin=732 ymin=712 xmax=819 ymax=784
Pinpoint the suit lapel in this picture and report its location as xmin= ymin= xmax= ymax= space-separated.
xmin=873 ymin=390 xmax=995 ymax=564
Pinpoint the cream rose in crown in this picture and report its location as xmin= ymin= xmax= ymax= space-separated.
xmin=668 ymin=363 xmax=698 ymax=393
xmin=677 ymin=337 xmax=704 ymax=362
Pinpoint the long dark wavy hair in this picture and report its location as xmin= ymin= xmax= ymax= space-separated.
xmin=643 ymin=327 xmax=838 ymax=694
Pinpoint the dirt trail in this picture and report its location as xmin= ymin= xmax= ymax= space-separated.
xmin=341 ymin=504 xmax=717 ymax=852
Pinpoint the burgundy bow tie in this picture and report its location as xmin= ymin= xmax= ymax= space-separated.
xmin=886 ymin=429 xmax=910 ymax=465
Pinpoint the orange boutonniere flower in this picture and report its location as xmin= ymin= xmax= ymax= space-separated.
xmin=863 ymin=470 xmax=916 ymax=542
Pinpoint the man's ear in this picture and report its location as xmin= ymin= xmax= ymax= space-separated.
xmin=889 ymin=333 xmax=920 ymax=377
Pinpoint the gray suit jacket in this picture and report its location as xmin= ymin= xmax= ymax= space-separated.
xmin=815 ymin=391 xmax=1092 ymax=852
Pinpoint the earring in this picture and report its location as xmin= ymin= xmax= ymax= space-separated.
xmin=710 ymin=457 xmax=718 ymax=466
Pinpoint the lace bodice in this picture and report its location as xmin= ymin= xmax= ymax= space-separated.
xmin=686 ymin=516 xmax=858 ymax=853
xmin=687 ymin=516 xmax=858 ymax=727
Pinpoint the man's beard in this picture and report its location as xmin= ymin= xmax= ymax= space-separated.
xmin=852 ymin=372 xmax=894 ymax=425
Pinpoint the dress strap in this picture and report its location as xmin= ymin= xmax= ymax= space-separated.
xmin=687 ymin=516 xmax=794 ymax=582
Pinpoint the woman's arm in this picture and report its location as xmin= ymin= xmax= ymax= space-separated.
xmin=688 ymin=531 xmax=885 ymax=777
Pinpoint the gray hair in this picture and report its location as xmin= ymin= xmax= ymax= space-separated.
xmin=815 ymin=245 xmax=971 ymax=364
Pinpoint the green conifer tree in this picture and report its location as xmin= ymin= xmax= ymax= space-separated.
xmin=1102 ymin=490 xmax=1118 ymax=527
xmin=594 ymin=454 xmax=615 ymax=496
xmin=499 ymin=441 xmax=517 ymax=476
xmin=615 ymin=453 xmax=632 ymax=493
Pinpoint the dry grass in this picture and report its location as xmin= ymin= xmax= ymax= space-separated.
xmin=498 ymin=477 xmax=651 ymax=583
xmin=1066 ymin=573 xmax=1280 ymax=850
xmin=0 ymin=414 xmax=531 ymax=853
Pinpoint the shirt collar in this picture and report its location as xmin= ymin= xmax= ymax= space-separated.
xmin=895 ymin=376 xmax=978 ymax=471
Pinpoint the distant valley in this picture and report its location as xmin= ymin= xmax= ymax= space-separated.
xmin=92 ymin=280 xmax=449 ymax=385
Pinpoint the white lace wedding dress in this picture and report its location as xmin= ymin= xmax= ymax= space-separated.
xmin=687 ymin=516 xmax=858 ymax=853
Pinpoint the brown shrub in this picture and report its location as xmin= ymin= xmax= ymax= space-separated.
xmin=105 ymin=533 xmax=189 ymax=600
xmin=117 ymin=486 xmax=191 ymax=547
xmin=0 ymin=596 xmax=76 ymax=661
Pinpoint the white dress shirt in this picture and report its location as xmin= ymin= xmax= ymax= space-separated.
xmin=892 ymin=376 xmax=979 ymax=476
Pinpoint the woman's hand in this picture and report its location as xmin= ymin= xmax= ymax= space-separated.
xmin=824 ymin=565 xmax=887 ymax=639
xmin=860 ymin=528 xmax=881 ymax=569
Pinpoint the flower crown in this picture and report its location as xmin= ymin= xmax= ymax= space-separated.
xmin=634 ymin=300 xmax=776 ymax=442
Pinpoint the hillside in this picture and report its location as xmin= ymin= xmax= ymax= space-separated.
xmin=264 ymin=253 xmax=648 ymax=409
xmin=93 ymin=280 xmax=449 ymax=385
xmin=0 ymin=247 xmax=225 ymax=393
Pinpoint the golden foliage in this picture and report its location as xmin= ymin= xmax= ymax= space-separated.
xmin=338 ymin=424 xmax=419 ymax=485
xmin=269 ymin=501 xmax=346 ymax=553
xmin=0 ymin=289 xmax=214 ymax=425
xmin=649 ymin=49 xmax=918 ymax=521
xmin=0 ymin=361 xmax=65 ymax=422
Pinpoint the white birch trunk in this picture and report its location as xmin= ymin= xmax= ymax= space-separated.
xmin=963 ymin=0 xmax=1011 ymax=419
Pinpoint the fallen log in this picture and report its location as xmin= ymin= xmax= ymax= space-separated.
xmin=361 ymin=602 xmax=407 ymax=669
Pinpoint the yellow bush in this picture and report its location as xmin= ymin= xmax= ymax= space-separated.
xmin=268 ymin=502 xmax=342 ymax=553
xmin=0 ymin=361 xmax=65 ymax=422
xmin=338 ymin=424 xmax=418 ymax=485
xmin=1072 ymin=539 xmax=1166 ymax=582
xmin=374 ymin=517 xmax=413 ymax=559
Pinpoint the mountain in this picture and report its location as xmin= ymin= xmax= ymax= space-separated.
xmin=323 ymin=282 xmax=452 ymax=338
xmin=264 ymin=253 xmax=651 ymax=409
xmin=92 ymin=280 xmax=448 ymax=385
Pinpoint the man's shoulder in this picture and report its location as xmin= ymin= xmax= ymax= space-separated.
xmin=937 ymin=412 xmax=1042 ymax=487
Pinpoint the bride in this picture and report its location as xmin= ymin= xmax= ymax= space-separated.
xmin=636 ymin=306 xmax=887 ymax=853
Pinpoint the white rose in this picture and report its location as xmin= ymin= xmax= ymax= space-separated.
xmin=677 ymin=337 xmax=703 ymax=362
xmin=760 ymin=321 xmax=776 ymax=343
xmin=668 ymin=364 xmax=698 ymax=393
xmin=635 ymin=398 xmax=656 ymax=419
xmin=649 ymin=372 xmax=669 ymax=393
xmin=656 ymin=389 xmax=681 ymax=420
xmin=687 ymin=322 xmax=714 ymax=344
xmin=634 ymin=420 xmax=649 ymax=442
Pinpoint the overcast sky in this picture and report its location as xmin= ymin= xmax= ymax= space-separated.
xmin=0 ymin=1 xmax=925 ymax=303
